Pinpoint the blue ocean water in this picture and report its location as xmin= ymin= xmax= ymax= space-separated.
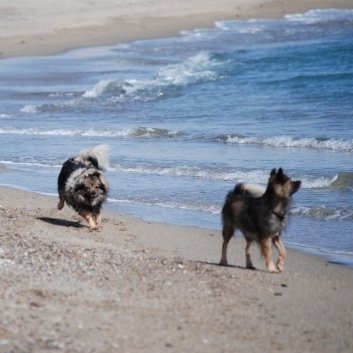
xmin=1 ymin=9 xmax=352 ymax=265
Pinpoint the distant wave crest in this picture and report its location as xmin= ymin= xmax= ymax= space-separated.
xmin=219 ymin=134 xmax=353 ymax=152
xmin=291 ymin=205 xmax=353 ymax=221
xmin=285 ymin=9 xmax=353 ymax=24
xmin=111 ymin=164 xmax=347 ymax=190
xmin=0 ymin=126 xmax=182 ymax=139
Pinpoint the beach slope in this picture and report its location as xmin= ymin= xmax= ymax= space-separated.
xmin=0 ymin=185 xmax=352 ymax=352
xmin=1 ymin=0 xmax=352 ymax=57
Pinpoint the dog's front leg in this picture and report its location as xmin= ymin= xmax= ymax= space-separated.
xmin=272 ymin=236 xmax=286 ymax=272
xmin=81 ymin=212 xmax=98 ymax=230
xmin=260 ymin=237 xmax=278 ymax=273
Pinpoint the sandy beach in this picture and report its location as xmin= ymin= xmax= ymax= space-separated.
xmin=0 ymin=0 xmax=352 ymax=57
xmin=1 ymin=0 xmax=353 ymax=351
xmin=1 ymin=182 xmax=353 ymax=352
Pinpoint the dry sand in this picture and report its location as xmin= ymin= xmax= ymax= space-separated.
xmin=1 ymin=0 xmax=352 ymax=58
xmin=0 ymin=182 xmax=353 ymax=352
xmin=1 ymin=0 xmax=353 ymax=351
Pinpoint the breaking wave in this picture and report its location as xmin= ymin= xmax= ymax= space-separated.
xmin=0 ymin=114 xmax=12 ymax=119
xmin=110 ymin=164 xmax=347 ymax=190
xmin=82 ymin=52 xmax=222 ymax=100
xmin=291 ymin=206 xmax=353 ymax=221
xmin=0 ymin=127 xmax=182 ymax=139
xmin=285 ymin=9 xmax=353 ymax=24
xmin=219 ymin=134 xmax=353 ymax=152
xmin=328 ymin=172 xmax=353 ymax=189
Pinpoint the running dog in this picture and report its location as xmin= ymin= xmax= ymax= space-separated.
xmin=220 ymin=168 xmax=301 ymax=273
xmin=57 ymin=145 xmax=109 ymax=230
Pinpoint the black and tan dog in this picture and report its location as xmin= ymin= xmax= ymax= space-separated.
xmin=220 ymin=168 xmax=301 ymax=273
xmin=57 ymin=145 xmax=109 ymax=230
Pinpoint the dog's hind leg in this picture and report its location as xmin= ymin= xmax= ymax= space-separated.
xmin=245 ymin=239 xmax=256 ymax=270
xmin=219 ymin=225 xmax=234 ymax=266
xmin=272 ymin=236 xmax=286 ymax=272
xmin=260 ymin=237 xmax=278 ymax=273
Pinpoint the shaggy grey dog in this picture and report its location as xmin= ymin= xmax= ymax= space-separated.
xmin=57 ymin=145 xmax=109 ymax=230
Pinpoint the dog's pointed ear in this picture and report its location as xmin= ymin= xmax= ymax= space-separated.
xmin=275 ymin=168 xmax=287 ymax=184
xmin=270 ymin=168 xmax=276 ymax=177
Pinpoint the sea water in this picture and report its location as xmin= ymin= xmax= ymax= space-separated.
xmin=0 ymin=9 xmax=352 ymax=265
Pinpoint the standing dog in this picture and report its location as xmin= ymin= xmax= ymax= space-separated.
xmin=57 ymin=145 xmax=109 ymax=230
xmin=220 ymin=168 xmax=301 ymax=273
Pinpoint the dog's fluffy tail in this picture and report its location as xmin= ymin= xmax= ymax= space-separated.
xmin=77 ymin=145 xmax=110 ymax=171
xmin=235 ymin=183 xmax=266 ymax=198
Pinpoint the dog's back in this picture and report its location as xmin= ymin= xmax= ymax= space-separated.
xmin=58 ymin=159 xmax=84 ymax=193
xmin=222 ymin=182 xmax=266 ymax=230
xmin=73 ymin=144 xmax=110 ymax=171
xmin=58 ymin=145 xmax=109 ymax=193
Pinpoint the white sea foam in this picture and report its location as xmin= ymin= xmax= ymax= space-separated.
xmin=108 ymin=197 xmax=221 ymax=214
xmin=214 ymin=22 xmax=229 ymax=31
xmin=0 ymin=126 xmax=180 ymax=138
xmin=48 ymin=92 xmax=75 ymax=97
xmin=285 ymin=9 xmax=353 ymax=24
xmin=20 ymin=105 xmax=37 ymax=113
xmin=158 ymin=52 xmax=217 ymax=85
xmin=222 ymin=135 xmax=353 ymax=152
xmin=111 ymin=164 xmax=337 ymax=189
xmin=111 ymin=165 xmax=269 ymax=183
xmin=82 ymin=80 xmax=114 ymax=98
xmin=81 ymin=52 xmax=219 ymax=99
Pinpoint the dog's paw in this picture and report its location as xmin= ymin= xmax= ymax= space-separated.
xmin=219 ymin=260 xmax=228 ymax=266
xmin=276 ymin=259 xmax=284 ymax=272
xmin=57 ymin=200 xmax=65 ymax=210
xmin=269 ymin=268 xmax=280 ymax=273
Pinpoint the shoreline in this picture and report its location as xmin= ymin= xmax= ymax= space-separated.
xmin=1 ymin=0 xmax=352 ymax=58
xmin=1 ymin=184 xmax=353 ymax=351
xmin=1 ymin=166 xmax=353 ymax=268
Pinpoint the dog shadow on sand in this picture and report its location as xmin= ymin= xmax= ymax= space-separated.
xmin=38 ymin=217 xmax=85 ymax=229
xmin=197 ymin=261 xmax=270 ymax=273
